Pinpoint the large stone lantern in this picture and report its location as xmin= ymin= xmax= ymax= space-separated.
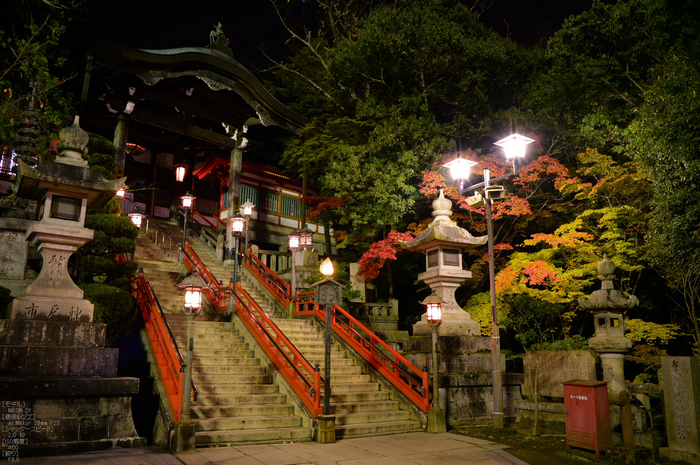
xmin=401 ymin=189 xmax=487 ymax=336
xmin=579 ymin=255 xmax=638 ymax=401
xmin=10 ymin=116 xmax=125 ymax=321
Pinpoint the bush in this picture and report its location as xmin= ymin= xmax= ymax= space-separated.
xmin=80 ymin=283 xmax=138 ymax=346
xmin=540 ymin=335 xmax=590 ymax=351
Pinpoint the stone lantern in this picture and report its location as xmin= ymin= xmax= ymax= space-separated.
xmin=400 ymin=189 xmax=487 ymax=336
xmin=10 ymin=116 xmax=125 ymax=321
xmin=578 ymin=255 xmax=638 ymax=401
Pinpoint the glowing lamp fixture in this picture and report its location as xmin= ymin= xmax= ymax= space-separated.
xmin=287 ymin=229 xmax=300 ymax=251
xmin=231 ymin=212 xmax=245 ymax=235
xmin=116 ymin=187 xmax=125 ymax=198
xmin=421 ymin=290 xmax=444 ymax=323
xmin=320 ymin=257 xmax=334 ymax=277
xmin=178 ymin=273 xmax=207 ymax=311
xmin=174 ymin=163 xmax=188 ymax=182
xmin=241 ymin=200 xmax=254 ymax=219
xmin=299 ymin=228 xmax=314 ymax=251
xmin=443 ymin=156 xmax=478 ymax=182
xmin=494 ymin=133 xmax=535 ymax=159
xmin=128 ymin=205 xmax=146 ymax=228
xmin=180 ymin=192 xmax=195 ymax=209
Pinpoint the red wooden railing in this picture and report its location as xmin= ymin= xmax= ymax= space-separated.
xmin=296 ymin=291 xmax=431 ymax=413
xmin=181 ymin=242 xmax=322 ymax=417
xmin=245 ymin=248 xmax=292 ymax=307
xmin=235 ymin=287 xmax=322 ymax=417
xmin=132 ymin=272 xmax=187 ymax=422
xmin=192 ymin=211 xmax=220 ymax=233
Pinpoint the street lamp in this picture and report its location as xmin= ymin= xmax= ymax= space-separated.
xmin=174 ymin=272 xmax=207 ymax=453
xmin=444 ymin=132 xmax=533 ymax=429
xmin=287 ymin=229 xmax=300 ymax=300
xmin=179 ymin=192 xmax=195 ymax=263
xmin=230 ymin=212 xmax=245 ymax=305
xmin=241 ymin=200 xmax=254 ymax=263
xmin=311 ymin=257 xmax=345 ymax=444
xmin=116 ymin=187 xmax=125 ymax=198
xmin=128 ymin=205 xmax=146 ymax=229
xmin=174 ymin=163 xmax=188 ymax=183
xmin=299 ymin=228 xmax=314 ymax=251
xmin=422 ymin=290 xmax=446 ymax=433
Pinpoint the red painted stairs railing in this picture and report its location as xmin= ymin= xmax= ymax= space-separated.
xmin=182 ymin=241 xmax=323 ymax=417
xmin=243 ymin=248 xmax=431 ymax=413
xmin=132 ymin=271 xmax=197 ymax=422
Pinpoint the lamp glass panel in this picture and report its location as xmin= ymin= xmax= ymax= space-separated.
xmin=427 ymin=303 xmax=442 ymax=322
xmin=175 ymin=165 xmax=186 ymax=182
xmin=288 ymin=235 xmax=300 ymax=250
xmin=443 ymin=249 xmax=460 ymax=266
xmin=231 ymin=216 xmax=245 ymax=233
xmin=50 ymin=195 xmax=82 ymax=222
xmin=427 ymin=250 xmax=439 ymax=268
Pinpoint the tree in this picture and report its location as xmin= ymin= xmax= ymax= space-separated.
xmin=0 ymin=0 xmax=78 ymax=161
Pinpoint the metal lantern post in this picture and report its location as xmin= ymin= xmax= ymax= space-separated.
xmin=231 ymin=212 xmax=246 ymax=305
xmin=443 ymin=133 xmax=534 ymax=429
xmin=422 ymin=290 xmax=446 ymax=433
xmin=174 ymin=272 xmax=207 ymax=453
xmin=287 ymin=229 xmax=300 ymax=300
xmin=311 ymin=257 xmax=344 ymax=444
xmin=241 ymin=200 xmax=254 ymax=264
xmin=179 ymin=192 xmax=195 ymax=263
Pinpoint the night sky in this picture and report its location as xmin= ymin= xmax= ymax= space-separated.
xmin=65 ymin=0 xmax=593 ymax=70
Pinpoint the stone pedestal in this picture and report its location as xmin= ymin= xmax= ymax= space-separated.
xmin=0 ymin=320 xmax=143 ymax=457
xmin=173 ymin=423 xmax=196 ymax=453
xmin=599 ymin=353 xmax=628 ymax=402
xmin=317 ymin=415 xmax=336 ymax=443
xmin=659 ymin=356 xmax=700 ymax=465
xmin=10 ymin=222 xmax=94 ymax=321
xmin=404 ymin=335 xmax=521 ymax=426
xmin=0 ymin=218 xmax=34 ymax=299
xmin=428 ymin=407 xmax=446 ymax=433
xmin=412 ymin=269 xmax=481 ymax=337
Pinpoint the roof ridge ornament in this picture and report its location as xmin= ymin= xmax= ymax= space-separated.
xmin=207 ymin=22 xmax=233 ymax=58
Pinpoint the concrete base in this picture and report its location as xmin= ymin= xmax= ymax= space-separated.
xmin=428 ymin=408 xmax=447 ymax=433
xmin=612 ymin=431 xmax=660 ymax=458
xmin=173 ymin=422 xmax=196 ymax=453
xmin=606 ymin=446 xmax=655 ymax=465
xmin=317 ymin=415 xmax=336 ymax=444
xmin=660 ymin=448 xmax=700 ymax=465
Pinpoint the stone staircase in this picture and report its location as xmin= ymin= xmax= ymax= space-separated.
xmin=272 ymin=318 xmax=423 ymax=439
xmin=133 ymin=221 xmax=312 ymax=445
xmin=179 ymin=224 xmax=423 ymax=439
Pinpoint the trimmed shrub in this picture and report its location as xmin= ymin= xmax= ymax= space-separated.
xmin=80 ymin=283 xmax=138 ymax=346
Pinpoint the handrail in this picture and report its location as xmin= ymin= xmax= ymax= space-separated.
xmin=235 ymin=286 xmax=322 ymax=417
xmin=132 ymin=271 xmax=198 ymax=422
xmin=181 ymin=241 xmax=322 ymax=417
xmin=192 ymin=210 xmax=220 ymax=233
xmin=183 ymin=242 xmax=229 ymax=310
xmin=296 ymin=291 xmax=431 ymax=413
xmin=245 ymin=247 xmax=292 ymax=307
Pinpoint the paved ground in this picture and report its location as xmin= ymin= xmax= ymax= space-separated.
xmin=14 ymin=433 xmax=530 ymax=465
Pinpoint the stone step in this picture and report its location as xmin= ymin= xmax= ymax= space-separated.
xmin=192 ymin=356 xmax=261 ymax=367
xmin=191 ymin=404 xmax=294 ymax=419
xmin=333 ymin=410 xmax=412 ymax=426
xmin=321 ymin=382 xmax=379 ymax=393
xmin=195 ymin=427 xmax=312 ymax=445
xmin=327 ymin=391 xmax=391 ymax=403
xmin=330 ymin=400 xmax=401 ymax=414
xmin=195 ymin=365 xmax=266 ymax=375
xmin=334 ymin=420 xmax=422 ymax=440
xmin=193 ymin=393 xmax=287 ymax=406
xmin=193 ymin=415 xmax=303 ymax=431
xmin=192 ymin=373 xmax=271 ymax=385
xmin=327 ymin=374 xmax=372 ymax=384
xmin=196 ymin=383 xmax=280 ymax=395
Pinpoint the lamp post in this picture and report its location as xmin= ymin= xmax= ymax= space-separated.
xmin=241 ymin=200 xmax=254 ymax=264
xmin=174 ymin=272 xmax=207 ymax=453
xmin=287 ymin=229 xmax=300 ymax=301
xmin=179 ymin=192 xmax=195 ymax=263
xmin=231 ymin=212 xmax=245 ymax=305
xmin=444 ymin=133 xmax=534 ymax=429
xmin=422 ymin=290 xmax=446 ymax=433
xmin=311 ymin=257 xmax=344 ymax=444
